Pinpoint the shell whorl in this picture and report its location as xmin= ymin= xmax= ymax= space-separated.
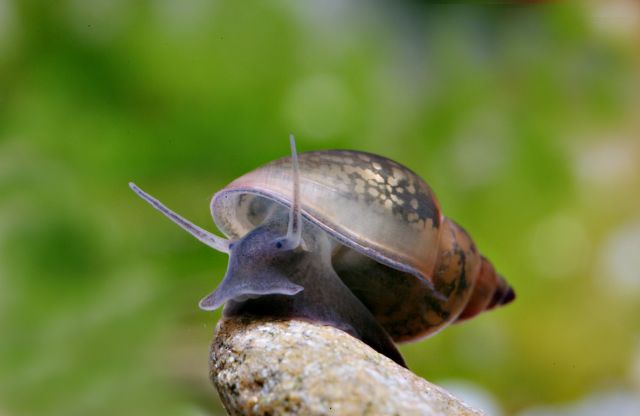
xmin=432 ymin=218 xmax=515 ymax=324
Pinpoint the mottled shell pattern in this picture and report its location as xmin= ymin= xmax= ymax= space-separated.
xmin=212 ymin=150 xmax=514 ymax=342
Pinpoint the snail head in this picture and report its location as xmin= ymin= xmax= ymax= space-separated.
xmin=129 ymin=135 xmax=307 ymax=311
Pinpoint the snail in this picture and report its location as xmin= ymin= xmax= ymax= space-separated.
xmin=130 ymin=135 xmax=514 ymax=368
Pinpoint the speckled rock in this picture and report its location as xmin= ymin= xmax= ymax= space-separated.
xmin=210 ymin=317 xmax=484 ymax=416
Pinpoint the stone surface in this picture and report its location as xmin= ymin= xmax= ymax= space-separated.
xmin=210 ymin=317 xmax=484 ymax=416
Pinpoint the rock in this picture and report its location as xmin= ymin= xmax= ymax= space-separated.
xmin=210 ymin=317 xmax=484 ymax=416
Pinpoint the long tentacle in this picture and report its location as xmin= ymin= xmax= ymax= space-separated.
xmin=129 ymin=182 xmax=231 ymax=254
xmin=278 ymin=134 xmax=303 ymax=250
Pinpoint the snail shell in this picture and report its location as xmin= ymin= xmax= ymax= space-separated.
xmin=212 ymin=150 xmax=514 ymax=342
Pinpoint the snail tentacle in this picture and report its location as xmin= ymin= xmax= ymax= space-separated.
xmin=129 ymin=182 xmax=232 ymax=254
xmin=275 ymin=134 xmax=304 ymax=251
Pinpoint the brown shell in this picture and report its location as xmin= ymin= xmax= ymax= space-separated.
xmin=211 ymin=150 xmax=513 ymax=342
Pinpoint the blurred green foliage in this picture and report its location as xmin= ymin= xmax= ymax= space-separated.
xmin=1 ymin=1 xmax=639 ymax=415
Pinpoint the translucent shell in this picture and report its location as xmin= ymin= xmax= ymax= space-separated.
xmin=211 ymin=149 xmax=513 ymax=343
xmin=211 ymin=150 xmax=444 ymax=287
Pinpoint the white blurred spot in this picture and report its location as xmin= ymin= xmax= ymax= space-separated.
xmin=631 ymin=339 xmax=640 ymax=393
xmin=528 ymin=213 xmax=591 ymax=279
xmin=518 ymin=390 xmax=640 ymax=416
xmin=67 ymin=0 xmax=131 ymax=42
xmin=287 ymin=0 xmax=363 ymax=58
xmin=450 ymin=114 xmax=511 ymax=188
xmin=572 ymin=139 xmax=638 ymax=190
xmin=439 ymin=380 xmax=503 ymax=416
xmin=598 ymin=220 xmax=640 ymax=294
xmin=588 ymin=0 xmax=640 ymax=39
xmin=152 ymin=0 xmax=216 ymax=36
xmin=282 ymin=74 xmax=354 ymax=140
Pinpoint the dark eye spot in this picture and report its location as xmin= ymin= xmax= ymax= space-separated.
xmin=228 ymin=243 xmax=235 ymax=250
xmin=275 ymin=241 xmax=283 ymax=249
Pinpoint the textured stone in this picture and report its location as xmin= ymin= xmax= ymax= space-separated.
xmin=210 ymin=317 xmax=484 ymax=416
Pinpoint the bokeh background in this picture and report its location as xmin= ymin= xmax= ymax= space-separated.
xmin=1 ymin=1 xmax=639 ymax=415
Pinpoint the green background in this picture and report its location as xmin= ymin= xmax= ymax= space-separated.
xmin=1 ymin=1 xmax=639 ymax=415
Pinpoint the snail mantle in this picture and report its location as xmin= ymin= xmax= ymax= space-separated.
xmin=210 ymin=316 xmax=484 ymax=416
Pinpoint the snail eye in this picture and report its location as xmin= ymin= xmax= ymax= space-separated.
xmin=273 ymin=237 xmax=296 ymax=251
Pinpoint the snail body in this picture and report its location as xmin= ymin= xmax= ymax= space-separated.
xmin=130 ymin=136 xmax=514 ymax=367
